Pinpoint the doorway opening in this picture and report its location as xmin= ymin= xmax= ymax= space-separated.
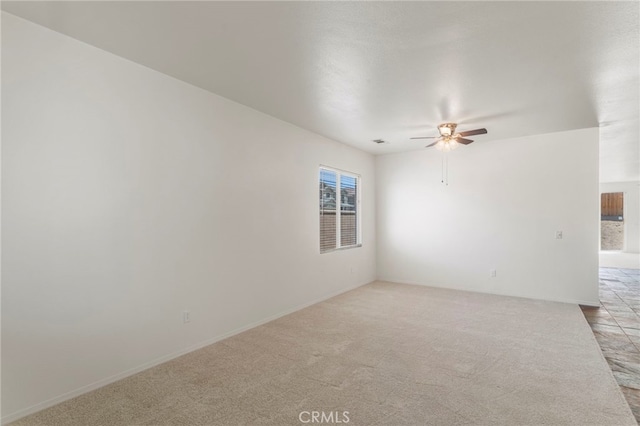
xmin=601 ymin=192 xmax=624 ymax=250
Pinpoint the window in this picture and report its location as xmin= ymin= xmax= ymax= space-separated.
xmin=601 ymin=192 xmax=624 ymax=250
xmin=319 ymin=167 xmax=360 ymax=253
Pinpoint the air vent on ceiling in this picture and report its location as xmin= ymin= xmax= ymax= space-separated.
xmin=372 ymin=139 xmax=386 ymax=144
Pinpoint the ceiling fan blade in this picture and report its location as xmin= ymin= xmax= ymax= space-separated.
xmin=426 ymin=141 xmax=439 ymax=148
xmin=410 ymin=136 xmax=438 ymax=140
xmin=457 ymin=128 xmax=487 ymax=137
xmin=455 ymin=137 xmax=474 ymax=145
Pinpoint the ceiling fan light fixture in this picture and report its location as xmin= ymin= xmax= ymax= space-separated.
xmin=434 ymin=138 xmax=458 ymax=152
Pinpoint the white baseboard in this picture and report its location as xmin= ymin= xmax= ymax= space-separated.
xmin=376 ymin=277 xmax=600 ymax=307
xmin=1 ymin=280 xmax=370 ymax=425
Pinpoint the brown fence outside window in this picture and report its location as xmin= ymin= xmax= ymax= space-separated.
xmin=601 ymin=192 xmax=623 ymax=220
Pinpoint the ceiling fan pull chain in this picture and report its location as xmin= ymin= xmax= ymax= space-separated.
xmin=441 ymin=151 xmax=449 ymax=186
xmin=445 ymin=154 xmax=449 ymax=186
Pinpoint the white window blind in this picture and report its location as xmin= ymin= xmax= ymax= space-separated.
xmin=319 ymin=167 xmax=360 ymax=253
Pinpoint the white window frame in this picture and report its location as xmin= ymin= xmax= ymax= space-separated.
xmin=319 ymin=165 xmax=362 ymax=253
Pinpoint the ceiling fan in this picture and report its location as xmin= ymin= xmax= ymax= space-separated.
xmin=411 ymin=123 xmax=487 ymax=151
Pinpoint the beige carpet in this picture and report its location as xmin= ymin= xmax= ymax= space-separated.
xmin=10 ymin=281 xmax=636 ymax=425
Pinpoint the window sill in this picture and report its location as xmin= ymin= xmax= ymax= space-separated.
xmin=320 ymin=244 xmax=362 ymax=254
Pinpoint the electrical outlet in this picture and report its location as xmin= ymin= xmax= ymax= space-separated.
xmin=556 ymin=231 xmax=563 ymax=240
xmin=490 ymin=269 xmax=497 ymax=278
xmin=183 ymin=311 xmax=191 ymax=323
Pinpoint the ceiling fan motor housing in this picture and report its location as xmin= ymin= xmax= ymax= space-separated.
xmin=438 ymin=123 xmax=457 ymax=137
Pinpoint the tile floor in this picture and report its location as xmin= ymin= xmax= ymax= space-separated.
xmin=582 ymin=267 xmax=640 ymax=424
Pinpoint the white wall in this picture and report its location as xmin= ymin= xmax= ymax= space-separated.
xmin=376 ymin=128 xmax=600 ymax=305
xmin=1 ymin=13 xmax=376 ymax=421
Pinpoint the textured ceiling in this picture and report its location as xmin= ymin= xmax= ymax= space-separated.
xmin=2 ymin=1 xmax=639 ymax=182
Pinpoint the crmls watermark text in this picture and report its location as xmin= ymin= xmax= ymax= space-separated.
xmin=298 ymin=411 xmax=350 ymax=423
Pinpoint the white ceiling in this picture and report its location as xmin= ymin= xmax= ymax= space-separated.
xmin=3 ymin=1 xmax=639 ymax=182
